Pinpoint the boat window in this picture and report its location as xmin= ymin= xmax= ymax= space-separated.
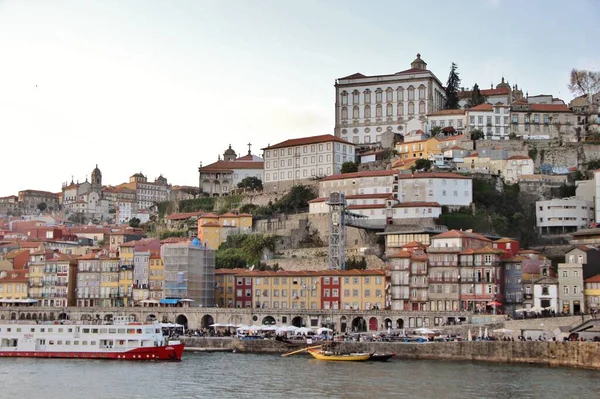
xmin=118 ymin=329 xmax=126 ymax=334
xmin=16 ymin=328 xmax=21 ymax=332
xmin=90 ymin=341 xmax=97 ymax=346
xmin=48 ymin=328 xmax=53 ymax=332
xmin=74 ymin=341 xmax=79 ymax=345
xmin=127 ymin=329 xmax=135 ymax=334
xmin=100 ymin=329 xmax=107 ymax=334
xmin=82 ymin=341 xmax=88 ymax=346
xmin=83 ymin=329 xmax=90 ymax=334
xmin=137 ymin=329 xmax=142 ymax=334
xmin=109 ymin=329 xmax=117 ymax=334
xmin=155 ymin=329 xmax=160 ymax=334
xmin=30 ymin=328 xmax=35 ymax=332
xmin=40 ymin=328 xmax=44 ymax=332
xmin=6 ymin=328 xmax=11 ymax=332
xmin=49 ymin=341 xmax=54 ymax=345
xmin=68 ymin=329 xmax=73 ymax=333
xmin=58 ymin=328 xmax=63 ymax=333
xmin=65 ymin=341 xmax=71 ymax=345
xmin=145 ymin=329 xmax=153 ymax=334
xmin=57 ymin=340 xmax=63 ymax=345
xmin=92 ymin=329 xmax=99 ymax=334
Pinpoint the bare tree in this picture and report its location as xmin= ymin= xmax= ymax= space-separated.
xmin=568 ymin=69 xmax=600 ymax=99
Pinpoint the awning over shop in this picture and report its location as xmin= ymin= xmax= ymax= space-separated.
xmin=159 ymin=298 xmax=179 ymax=305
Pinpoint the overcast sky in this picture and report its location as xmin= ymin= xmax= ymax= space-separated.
xmin=0 ymin=0 xmax=598 ymax=196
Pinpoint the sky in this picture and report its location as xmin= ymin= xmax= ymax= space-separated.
xmin=0 ymin=0 xmax=598 ymax=196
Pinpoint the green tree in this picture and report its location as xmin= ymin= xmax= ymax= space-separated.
xmin=340 ymin=161 xmax=359 ymax=174
xmin=272 ymin=185 xmax=316 ymax=212
xmin=471 ymin=129 xmax=485 ymax=141
xmin=414 ymin=158 xmax=432 ymax=171
xmin=129 ymin=217 xmax=141 ymax=228
xmin=37 ymin=202 xmax=47 ymax=212
xmin=465 ymin=83 xmax=487 ymax=108
xmin=430 ymin=125 xmax=442 ymax=137
xmin=444 ymin=62 xmax=461 ymax=109
xmin=237 ymin=176 xmax=263 ymax=190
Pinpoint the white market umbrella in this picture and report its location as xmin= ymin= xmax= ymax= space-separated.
xmin=317 ymin=327 xmax=333 ymax=334
xmin=295 ymin=327 xmax=313 ymax=335
xmin=414 ymin=328 xmax=435 ymax=335
xmin=493 ymin=328 xmax=514 ymax=335
xmin=467 ymin=329 xmax=472 ymax=341
xmin=478 ymin=327 xmax=482 ymax=338
xmin=209 ymin=323 xmax=223 ymax=328
xmin=261 ymin=325 xmax=278 ymax=331
xmin=514 ymin=309 xmax=526 ymax=313
xmin=248 ymin=325 xmax=262 ymax=332
xmin=484 ymin=328 xmax=488 ymax=339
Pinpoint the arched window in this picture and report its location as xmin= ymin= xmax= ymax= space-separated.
xmin=419 ymin=85 xmax=426 ymax=100
xmin=408 ymin=102 xmax=415 ymax=115
xmin=408 ymin=86 xmax=415 ymax=101
xmin=397 ymin=103 xmax=404 ymax=116
xmin=386 ymin=103 xmax=393 ymax=117
xmin=365 ymin=105 xmax=371 ymax=118
xmin=386 ymin=87 xmax=393 ymax=102
xmin=341 ymin=107 xmax=348 ymax=119
xmin=376 ymin=104 xmax=382 ymax=117
xmin=353 ymin=106 xmax=359 ymax=119
xmin=341 ymin=91 xmax=348 ymax=105
xmin=376 ymin=88 xmax=383 ymax=103
xmin=353 ymin=90 xmax=360 ymax=104
xmin=397 ymin=87 xmax=404 ymax=101
xmin=364 ymin=89 xmax=371 ymax=103
xmin=419 ymin=101 xmax=425 ymax=114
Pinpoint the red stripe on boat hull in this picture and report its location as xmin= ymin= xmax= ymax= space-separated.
xmin=0 ymin=344 xmax=184 ymax=361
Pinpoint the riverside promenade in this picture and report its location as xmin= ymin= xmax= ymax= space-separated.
xmin=180 ymin=337 xmax=600 ymax=370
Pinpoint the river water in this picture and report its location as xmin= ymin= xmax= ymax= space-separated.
xmin=1 ymin=352 xmax=599 ymax=399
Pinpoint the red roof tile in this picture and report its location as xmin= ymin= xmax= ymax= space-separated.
xmin=166 ymin=211 xmax=204 ymax=221
xmin=387 ymin=251 xmax=411 ymax=258
xmin=459 ymin=87 xmax=510 ymax=99
xmin=393 ymin=201 xmax=440 ymax=208
xmin=200 ymin=160 xmax=264 ymax=172
xmin=397 ymin=172 xmax=471 ymax=180
xmin=347 ymin=204 xmax=386 ymax=210
xmin=339 ymin=72 xmax=368 ymax=80
xmin=507 ymin=155 xmax=532 ymax=160
xmin=467 ymin=103 xmax=494 ymax=111
xmin=321 ymin=170 xmax=398 ymax=182
xmin=439 ymin=135 xmax=465 ymax=142
xmin=585 ymin=274 xmax=600 ymax=283
xmin=262 ymin=134 xmax=353 ymax=150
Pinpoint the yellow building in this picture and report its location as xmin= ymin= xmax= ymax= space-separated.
xmin=215 ymin=268 xmax=244 ymax=308
xmin=216 ymin=269 xmax=387 ymax=312
xmin=118 ymin=242 xmax=135 ymax=305
xmin=0 ymin=269 xmax=29 ymax=300
xmin=584 ymin=274 xmax=600 ymax=310
xmin=198 ymin=213 xmax=220 ymax=250
xmin=198 ymin=212 xmax=253 ymax=250
xmin=339 ymin=270 xmax=386 ymax=311
xmin=27 ymin=250 xmax=52 ymax=301
xmin=149 ymin=252 xmax=164 ymax=301
xmin=395 ymin=137 xmax=441 ymax=160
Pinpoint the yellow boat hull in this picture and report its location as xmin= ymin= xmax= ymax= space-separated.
xmin=307 ymin=349 xmax=371 ymax=362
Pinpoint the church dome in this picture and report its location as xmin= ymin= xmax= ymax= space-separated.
xmin=410 ymin=53 xmax=427 ymax=70
xmin=496 ymin=77 xmax=510 ymax=89
xmin=224 ymin=145 xmax=236 ymax=156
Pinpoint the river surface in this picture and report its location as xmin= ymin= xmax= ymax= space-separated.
xmin=1 ymin=352 xmax=599 ymax=399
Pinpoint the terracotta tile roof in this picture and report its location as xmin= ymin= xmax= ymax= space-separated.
xmin=467 ymin=103 xmax=494 ymax=112
xmin=0 ymin=269 xmax=29 ymax=283
xmin=459 ymin=87 xmax=510 ymax=99
xmin=262 ymin=134 xmax=353 ymax=150
xmin=467 ymin=152 xmax=479 ymax=157
xmin=395 ymin=68 xmax=430 ymax=74
xmin=200 ymin=160 xmax=264 ymax=172
xmin=517 ymin=250 xmax=540 ymax=255
xmin=447 ymin=146 xmax=466 ymax=151
xmin=200 ymin=213 xmax=219 ymax=218
xmin=309 ymin=193 xmax=393 ymax=204
xmin=233 ymin=269 xmax=386 ymax=277
xmin=215 ymin=268 xmax=248 ymax=275
xmin=220 ymin=212 xmax=241 ymax=218
xmin=439 ymin=135 xmax=465 ymax=142
xmin=403 ymin=241 xmax=428 ymax=249
xmin=235 ymin=154 xmax=262 ymax=161
xmin=471 ymin=247 xmax=506 ymax=254
xmin=321 ymin=169 xmax=398 ymax=182
xmin=393 ymin=201 xmax=440 ymax=208
xmin=397 ymin=172 xmax=471 ymax=180
xmin=5 ymin=249 xmax=29 ymax=259
xmin=387 ymin=251 xmax=411 ymax=258
xmin=529 ymin=104 xmax=570 ymax=112
xmin=392 ymin=158 xmax=418 ymax=168
xmin=339 ymin=72 xmax=367 ymax=80
xmin=433 ymin=229 xmax=492 ymax=241
xmin=201 ymin=222 xmax=220 ymax=227
xmin=504 ymin=256 xmax=529 ymax=262
xmin=166 ymin=211 xmax=204 ymax=221
xmin=495 ymin=237 xmax=516 ymax=243
xmin=427 ymin=109 xmax=466 ymax=116
xmin=17 ymin=242 xmax=44 ymax=249
xmin=584 ymin=274 xmax=600 ymax=283
xmin=507 ymin=155 xmax=532 ymax=160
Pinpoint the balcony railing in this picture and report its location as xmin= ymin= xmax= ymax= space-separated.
xmin=460 ymin=277 xmax=497 ymax=283
xmin=428 ymin=260 xmax=459 ymax=266
xmin=409 ymin=281 xmax=428 ymax=288
xmin=428 ymin=277 xmax=459 ymax=283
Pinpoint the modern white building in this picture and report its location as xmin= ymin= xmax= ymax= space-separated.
xmin=536 ymin=198 xmax=595 ymax=234
xmin=334 ymin=54 xmax=446 ymax=146
xmin=575 ymin=170 xmax=600 ymax=225
xmin=466 ymin=103 xmax=511 ymax=140
xmin=397 ymin=173 xmax=472 ymax=208
xmin=262 ymin=134 xmax=355 ymax=191
xmin=503 ymin=155 xmax=534 ymax=183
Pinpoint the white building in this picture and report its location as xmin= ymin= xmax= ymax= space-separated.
xmin=503 ymin=155 xmax=534 ymax=183
xmin=427 ymin=109 xmax=467 ymax=136
xmin=536 ymin=198 xmax=595 ymax=234
xmin=318 ymin=170 xmax=398 ymax=198
xmin=199 ymin=145 xmax=264 ymax=196
xmin=118 ymin=173 xmax=171 ymax=210
xmin=466 ymin=103 xmax=511 ymax=140
xmin=116 ymin=200 xmax=135 ymax=225
xmin=532 ymin=277 xmax=559 ymax=312
xmin=397 ymin=173 xmax=473 ymax=208
xmin=262 ymin=134 xmax=355 ymax=191
xmin=457 ymin=78 xmax=521 ymax=108
xmin=334 ymin=54 xmax=446 ymax=146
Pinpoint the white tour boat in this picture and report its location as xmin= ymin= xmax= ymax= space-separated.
xmin=0 ymin=316 xmax=184 ymax=361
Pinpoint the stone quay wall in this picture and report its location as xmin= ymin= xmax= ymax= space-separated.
xmin=181 ymin=338 xmax=600 ymax=370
